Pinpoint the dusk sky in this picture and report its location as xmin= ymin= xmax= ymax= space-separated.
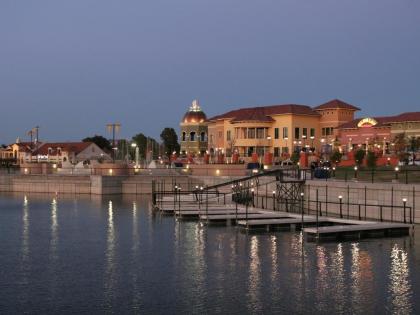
xmin=1 ymin=0 xmax=419 ymax=144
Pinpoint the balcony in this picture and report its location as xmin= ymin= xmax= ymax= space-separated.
xmin=234 ymin=138 xmax=272 ymax=147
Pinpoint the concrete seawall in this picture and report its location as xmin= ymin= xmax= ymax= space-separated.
xmin=0 ymin=174 xmax=203 ymax=195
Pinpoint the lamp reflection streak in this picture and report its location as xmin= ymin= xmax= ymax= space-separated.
xmin=104 ymin=200 xmax=116 ymax=307
xmin=388 ymin=244 xmax=412 ymax=315
xmin=248 ymin=236 xmax=262 ymax=313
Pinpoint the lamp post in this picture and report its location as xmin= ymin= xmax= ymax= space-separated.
xmin=107 ymin=123 xmax=121 ymax=162
xmin=395 ymin=166 xmax=399 ymax=181
xmin=310 ymin=136 xmax=314 ymax=150
xmin=272 ymin=190 xmax=276 ymax=210
xmin=338 ymin=195 xmax=343 ymax=218
xmin=354 ymin=166 xmax=358 ymax=179
xmin=402 ymin=198 xmax=407 ymax=224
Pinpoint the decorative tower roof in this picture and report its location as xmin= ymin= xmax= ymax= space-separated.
xmin=182 ymin=99 xmax=207 ymax=123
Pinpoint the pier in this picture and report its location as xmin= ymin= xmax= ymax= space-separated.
xmin=152 ymin=169 xmax=414 ymax=242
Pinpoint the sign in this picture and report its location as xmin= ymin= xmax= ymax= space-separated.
xmin=357 ymin=117 xmax=378 ymax=128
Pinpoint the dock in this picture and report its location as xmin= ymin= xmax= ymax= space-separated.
xmin=153 ymin=188 xmax=413 ymax=242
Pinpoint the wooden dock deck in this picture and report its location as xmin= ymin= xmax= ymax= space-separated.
xmin=303 ymin=223 xmax=411 ymax=241
xmin=154 ymin=192 xmax=414 ymax=242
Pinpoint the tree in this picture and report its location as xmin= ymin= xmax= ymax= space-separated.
xmin=330 ymin=150 xmax=343 ymax=164
xmin=366 ymin=151 xmax=378 ymax=169
xmin=160 ymin=128 xmax=180 ymax=156
xmin=82 ymin=135 xmax=112 ymax=151
xmin=291 ymin=151 xmax=300 ymax=164
xmin=408 ymin=136 xmax=420 ymax=165
xmin=354 ymin=149 xmax=366 ymax=166
xmin=132 ymin=133 xmax=160 ymax=160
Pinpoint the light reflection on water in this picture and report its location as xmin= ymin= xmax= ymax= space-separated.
xmin=104 ymin=200 xmax=116 ymax=309
xmin=0 ymin=193 xmax=419 ymax=314
xmin=388 ymin=244 xmax=412 ymax=314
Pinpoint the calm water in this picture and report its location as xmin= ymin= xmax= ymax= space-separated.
xmin=0 ymin=193 xmax=419 ymax=314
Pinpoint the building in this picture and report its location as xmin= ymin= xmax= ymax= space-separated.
xmin=32 ymin=142 xmax=110 ymax=164
xmin=207 ymin=99 xmax=359 ymax=160
xmin=180 ymin=100 xmax=208 ymax=156
xmin=337 ymin=112 xmax=420 ymax=154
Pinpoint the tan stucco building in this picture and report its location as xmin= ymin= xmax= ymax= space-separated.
xmin=207 ymin=99 xmax=360 ymax=160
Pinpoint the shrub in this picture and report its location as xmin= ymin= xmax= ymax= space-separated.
xmin=354 ymin=149 xmax=366 ymax=166
xmin=366 ymin=151 xmax=378 ymax=168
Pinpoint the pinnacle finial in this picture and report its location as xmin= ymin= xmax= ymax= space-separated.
xmin=190 ymin=99 xmax=201 ymax=112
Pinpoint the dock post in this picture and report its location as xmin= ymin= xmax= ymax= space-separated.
xmin=206 ymin=185 xmax=209 ymax=218
xmin=391 ymin=186 xmax=394 ymax=222
xmin=325 ymin=185 xmax=328 ymax=216
xmin=272 ymin=191 xmax=276 ymax=211
xmin=301 ymin=192 xmax=304 ymax=230
xmin=403 ymin=198 xmax=407 ymax=224
xmin=339 ymin=195 xmax=343 ymax=219
xmin=358 ymin=204 xmax=361 ymax=221
xmin=316 ymin=190 xmax=319 ymax=231
xmin=380 ymin=205 xmax=383 ymax=222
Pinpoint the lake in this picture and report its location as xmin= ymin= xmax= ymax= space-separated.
xmin=0 ymin=192 xmax=419 ymax=314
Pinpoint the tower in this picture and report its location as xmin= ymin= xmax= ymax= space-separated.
xmin=180 ymin=100 xmax=208 ymax=156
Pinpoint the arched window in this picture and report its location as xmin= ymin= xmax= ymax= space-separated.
xmin=200 ymin=132 xmax=206 ymax=142
xmin=182 ymin=132 xmax=186 ymax=141
xmin=190 ymin=132 xmax=196 ymax=141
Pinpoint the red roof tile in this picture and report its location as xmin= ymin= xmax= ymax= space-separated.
xmin=209 ymin=104 xmax=318 ymax=122
xmin=338 ymin=112 xmax=420 ymax=129
xmin=314 ymin=99 xmax=360 ymax=111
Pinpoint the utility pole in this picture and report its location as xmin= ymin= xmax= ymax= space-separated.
xmin=106 ymin=123 xmax=121 ymax=162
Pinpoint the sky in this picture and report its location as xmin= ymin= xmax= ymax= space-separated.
xmin=1 ymin=0 xmax=419 ymax=144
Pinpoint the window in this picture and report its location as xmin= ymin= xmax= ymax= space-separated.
xmin=274 ymin=128 xmax=279 ymax=139
xmin=182 ymin=132 xmax=186 ymax=141
xmin=190 ymin=132 xmax=196 ymax=141
xmin=294 ymin=127 xmax=300 ymax=139
xmin=322 ymin=128 xmax=326 ymax=136
xmin=310 ymin=128 xmax=315 ymax=138
xmin=283 ymin=127 xmax=288 ymax=139
xmin=227 ymin=130 xmax=231 ymax=141
xmin=256 ymin=128 xmax=264 ymax=139
xmin=282 ymin=147 xmax=289 ymax=154
xmin=210 ymin=135 xmax=213 ymax=144
xmin=274 ymin=147 xmax=280 ymax=157
xmin=247 ymin=128 xmax=255 ymax=139
xmin=302 ymin=128 xmax=307 ymax=138
xmin=200 ymin=132 xmax=206 ymax=142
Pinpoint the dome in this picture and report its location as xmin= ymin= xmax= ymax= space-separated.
xmin=182 ymin=99 xmax=207 ymax=123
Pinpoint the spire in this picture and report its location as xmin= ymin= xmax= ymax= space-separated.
xmin=189 ymin=99 xmax=201 ymax=112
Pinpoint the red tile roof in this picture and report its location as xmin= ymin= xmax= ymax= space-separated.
xmin=209 ymin=104 xmax=318 ymax=122
xmin=338 ymin=112 xmax=420 ymax=129
xmin=314 ymin=99 xmax=360 ymax=111
xmin=32 ymin=142 xmax=93 ymax=156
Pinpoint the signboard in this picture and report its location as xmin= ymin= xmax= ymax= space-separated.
xmin=357 ymin=117 xmax=378 ymax=128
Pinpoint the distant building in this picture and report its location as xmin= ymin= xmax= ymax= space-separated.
xmin=32 ymin=142 xmax=110 ymax=164
xmin=180 ymin=100 xmax=208 ymax=156
xmin=337 ymin=112 xmax=420 ymax=154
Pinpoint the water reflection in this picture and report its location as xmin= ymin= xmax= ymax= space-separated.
xmin=20 ymin=195 xmax=30 ymax=290
xmin=350 ymin=243 xmax=361 ymax=312
xmin=104 ymin=200 xmax=116 ymax=308
xmin=50 ymin=198 xmax=58 ymax=258
xmin=388 ymin=244 xmax=412 ymax=314
xmin=131 ymin=201 xmax=141 ymax=311
xmin=248 ymin=235 xmax=262 ymax=312
xmin=331 ymin=244 xmax=345 ymax=313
